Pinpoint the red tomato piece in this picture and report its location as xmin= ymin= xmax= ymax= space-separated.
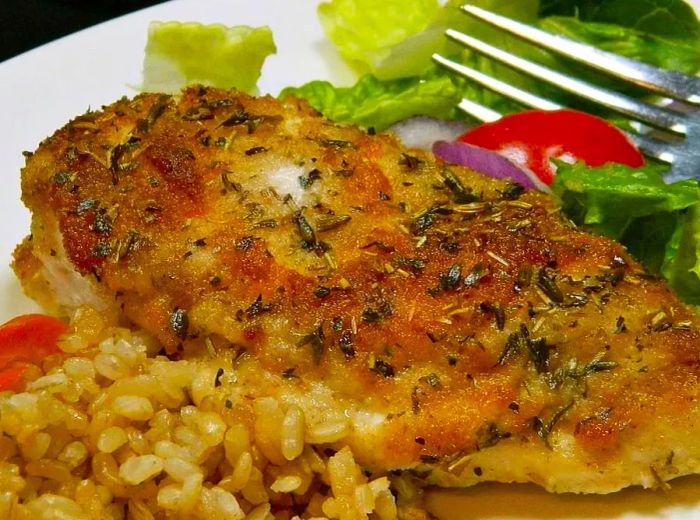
xmin=0 ymin=314 xmax=68 ymax=391
xmin=458 ymin=109 xmax=644 ymax=185
xmin=0 ymin=366 xmax=31 ymax=393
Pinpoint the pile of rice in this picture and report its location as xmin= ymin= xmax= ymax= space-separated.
xmin=0 ymin=307 xmax=422 ymax=519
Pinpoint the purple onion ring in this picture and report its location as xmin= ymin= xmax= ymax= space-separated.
xmin=432 ymin=140 xmax=549 ymax=192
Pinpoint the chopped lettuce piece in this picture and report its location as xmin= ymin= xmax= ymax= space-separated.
xmin=539 ymin=0 xmax=700 ymax=40
xmin=280 ymin=70 xmax=462 ymax=131
xmin=552 ymin=162 xmax=699 ymax=238
xmin=317 ymin=0 xmax=442 ymax=79
xmin=316 ymin=0 xmax=539 ymax=80
xmin=142 ymin=22 xmax=276 ymax=94
xmin=552 ymin=161 xmax=700 ymax=304
xmin=662 ymin=205 xmax=700 ymax=305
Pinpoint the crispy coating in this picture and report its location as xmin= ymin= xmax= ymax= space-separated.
xmin=14 ymin=87 xmax=700 ymax=493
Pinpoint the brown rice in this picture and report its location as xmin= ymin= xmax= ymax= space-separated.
xmin=0 ymin=306 xmax=418 ymax=519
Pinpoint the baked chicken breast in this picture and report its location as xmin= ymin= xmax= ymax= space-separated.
xmin=14 ymin=87 xmax=700 ymax=493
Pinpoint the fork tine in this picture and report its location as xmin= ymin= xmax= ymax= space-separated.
xmin=624 ymin=132 xmax=675 ymax=165
xmin=432 ymin=53 xmax=562 ymax=112
xmin=462 ymin=5 xmax=700 ymax=106
xmin=626 ymin=132 xmax=697 ymax=183
xmin=457 ymin=98 xmax=502 ymax=123
xmin=445 ymin=28 xmax=688 ymax=135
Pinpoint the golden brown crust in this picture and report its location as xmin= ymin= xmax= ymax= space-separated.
xmin=14 ymin=87 xmax=700 ymax=491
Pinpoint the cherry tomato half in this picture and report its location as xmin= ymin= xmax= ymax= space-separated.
xmin=458 ymin=109 xmax=644 ymax=185
xmin=0 ymin=314 xmax=68 ymax=391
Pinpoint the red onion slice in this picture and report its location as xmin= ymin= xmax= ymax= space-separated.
xmin=432 ymin=140 xmax=550 ymax=192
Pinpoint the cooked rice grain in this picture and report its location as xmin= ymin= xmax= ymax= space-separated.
xmin=0 ymin=320 xmax=408 ymax=519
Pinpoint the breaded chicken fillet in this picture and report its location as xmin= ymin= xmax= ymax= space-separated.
xmin=14 ymin=87 xmax=700 ymax=493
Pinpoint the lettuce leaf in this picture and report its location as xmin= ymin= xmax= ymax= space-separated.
xmin=316 ymin=0 xmax=539 ymax=80
xmin=280 ymin=70 xmax=463 ymax=131
xmin=661 ymin=205 xmax=700 ymax=306
xmin=142 ymin=22 xmax=276 ymax=94
xmin=552 ymin=162 xmax=700 ymax=304
xmin=539 ymin=0 xmax=700 ymax=40
xmin=552 ymin=161 xmax=698 ymax=238
xmin=317 ymin=0 xmax=443 ymax=79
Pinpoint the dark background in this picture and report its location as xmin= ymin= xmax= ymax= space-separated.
xmin=1 ymin=0 xmax=166 ymax=62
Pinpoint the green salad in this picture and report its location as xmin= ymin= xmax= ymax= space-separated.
xmin=141 ymin=0 xmax=700 ymax=306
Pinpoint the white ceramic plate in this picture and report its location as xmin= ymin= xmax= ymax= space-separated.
xmin=0 ymin=1 xmax=699 ymax=517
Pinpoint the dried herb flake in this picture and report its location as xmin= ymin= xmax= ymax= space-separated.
xmin=371 ymin=357 xmax=395 ymax=378
xmin=298 ymin=323 xmax=325 ymax=364
xmin=245 ymin=294 xmax=273 ymax=319
xmin=339 ymin=330 xmax=356 ymax=359
xmin=170 ymin=308 xmax=189 ymax=340
xmin=443 ymin=171 xmax=478 ymax=204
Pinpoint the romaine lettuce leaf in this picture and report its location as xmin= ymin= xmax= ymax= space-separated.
xmin=661 ymin=205 xmax=700 ymax=306
xmin=539 ymin=0 xmax=700 ymax=40
xmin=316 ymin=0 xmax=539 ymax=80
xmin=552 ymin=161 xmax=700 ymax=304
xmin=317 ymin=0 xmax=442 ymax=79
xmin=552 ymin=161 xmax=698 ymax=238
xmin=142 ymin=22 xmax=276 ymax=94
xmin=280 ymin=70 xmax=463 ymax=131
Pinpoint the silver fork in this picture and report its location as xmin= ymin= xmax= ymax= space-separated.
xmin=432 ymin=5 xmax=700 ymax=182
